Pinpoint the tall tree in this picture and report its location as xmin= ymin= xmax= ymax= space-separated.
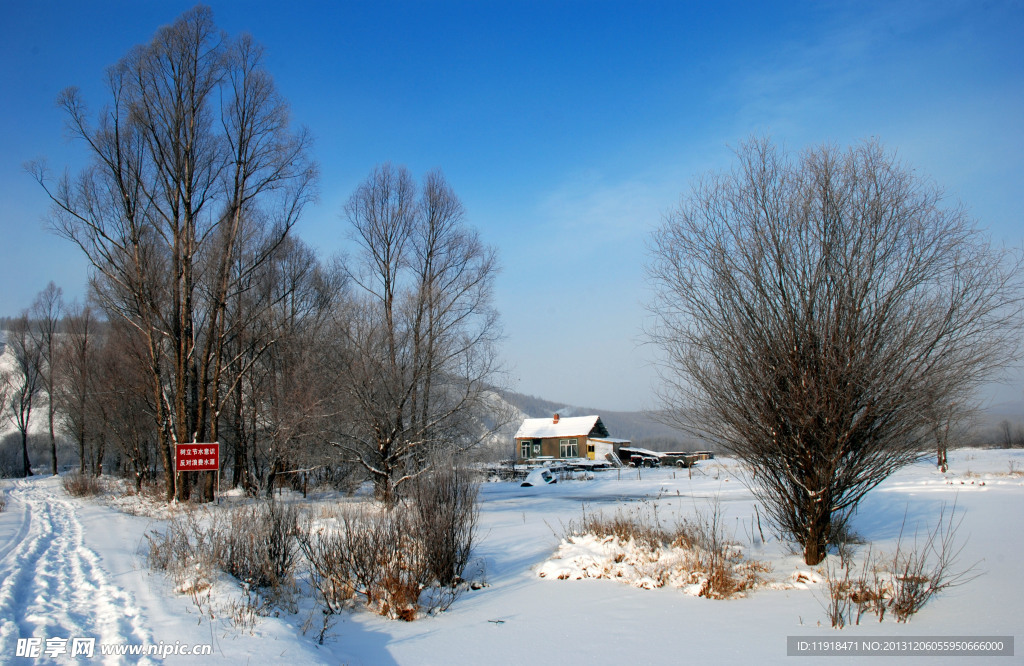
xmin=4 ymin=315 xmax=44 ymax=477
xmin=334 ymin=164 xmax=503 ymax=503
xmin=30 ymin=282 xmax=64 ymax=474
xmin=222 ymin=234 xmax=342 ymax=494
xmin=31 ymin=6 xmax=316 ymax=500
xmin=648 ymin=137 xmax=1024 ymax=565
xmin=55 ymin=303 xmax=103 ymax=474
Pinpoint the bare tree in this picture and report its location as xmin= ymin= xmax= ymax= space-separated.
xmin=998 ymin=419 xmax=1014 ymax=448
xmin=94 ymin=321 xmax=162 ymax=486
xmin=921 ymin=379 xmax=978 ymax=473
xmin=223 ymin=234 xmax=343 ymax=495
xmin=30 ymin=7 xmax=316 ymax=500
xmin=29 ymin=282 xmax=64 ymax=474
xmin=334 ymin=164 xmax=503 ymax=503
xmin=648 ymin=137 xmax=1024 ymax=565
xmin=55 ymin=302 xmax=101 ymax=474
xmin=0 ymin=352 xmax=11 ymax=471
xmin=4 ymin=315 xmax=45 ymax=477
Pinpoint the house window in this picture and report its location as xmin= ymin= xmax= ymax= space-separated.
xmin=533 ymin=442 xmax=541 ymax=455
xmin=520 ymin=441 xmax=531 ymax=459
xmin=559 ymin=438 xmax=578 ymax=458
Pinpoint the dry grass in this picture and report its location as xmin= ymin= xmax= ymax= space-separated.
xmin=563 ymin=499 xmax=769 ymax=599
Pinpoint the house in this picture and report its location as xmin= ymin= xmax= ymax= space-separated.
xmin=514 ymin=413 xmax=629 ymax=462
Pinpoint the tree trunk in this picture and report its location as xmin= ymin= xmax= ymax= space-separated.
xmin=79 ymin=423 xmax=87 ymax=475
xmin=176 ymin=471 xmax=192 ymax=502
xmin=95 ymin=432 xmax=105 ymax=476
xmin=49 ymin=410 xmax=57 ymax=475
xmin=265 ymin=459 xmax=278 ymax=499
xmin=803 ymin=515 xmax=830 ymax=566
xmin=373 ymin=461 xmax=399 ymax=505
xmin=21 ymin=432 xmax=33 ymax=478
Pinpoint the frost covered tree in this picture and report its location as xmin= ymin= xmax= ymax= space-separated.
xmin=31 ymin=6 xmax=316 ymax=500
xmin=648 ymin=137 xmax=1024 ymax=565
xmin=333 ymin=164 xmax=502 ymax=503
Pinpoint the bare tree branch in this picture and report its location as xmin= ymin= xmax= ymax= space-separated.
xmin=648 ymin=137 xmax=1024 ymax=565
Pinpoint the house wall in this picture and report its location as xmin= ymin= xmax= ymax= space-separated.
xmin=591 ymin=440 xmax=615 ymax=461
xmin=516 ymin=436 xmax=589 ymax=460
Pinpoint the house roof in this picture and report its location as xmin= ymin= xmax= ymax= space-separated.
xmin=514 ymin=415 xmax=607 ymax=439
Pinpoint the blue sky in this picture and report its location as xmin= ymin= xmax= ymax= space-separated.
xmin=2 ymin=1 xmax=1022 ymax=411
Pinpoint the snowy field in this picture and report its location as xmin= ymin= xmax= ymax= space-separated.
xmin=0 ymin=448 xmax=1022 ymax=664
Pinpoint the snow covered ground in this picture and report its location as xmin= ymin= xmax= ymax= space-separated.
xmin=0 ymin=448 xmax=1021 ymax=664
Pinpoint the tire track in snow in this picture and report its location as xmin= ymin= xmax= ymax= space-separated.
xmin=0 ymin=477 xmax=154 ymax=663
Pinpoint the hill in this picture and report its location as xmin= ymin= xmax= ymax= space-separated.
xmin=498 ymin=389 xmax=703 ymax=450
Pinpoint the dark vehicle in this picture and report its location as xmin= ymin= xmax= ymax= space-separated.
xmin=660 ymin=452 xmax=699 ymax=468
xmin=618 ymin=447 xmax=661 ymax=468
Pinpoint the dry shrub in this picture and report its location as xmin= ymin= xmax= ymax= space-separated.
xmin=888 ymin=501 xmax=979 ymax=621
xmin=298 ymin=463 xmax=481 ymax=629
xmin=822 ymin=557 xmax=855 ymax=628
xmin=821 ymin=501 xmax=980 ymax=627
xmin=140 ymin=476 xmax=168 ymax=503
xmin=145 ymin=500 xmax=300 ymax=603
xmin=409 ymin=459 xmax=480 ymax=589
xmin=62 ymin=472 xmax=104 ymax=497
xmin=296 ymin=510 xmax=357 ymax=633
xmin=223 ymin=501 xmax=300 ymax=589
xmin=298 ymin=505 xmax=427 ymax=630
xmin=144 ymin=506 xmax=223 ymax=579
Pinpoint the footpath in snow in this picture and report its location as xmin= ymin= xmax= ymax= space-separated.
xmin=0 ymin=477 xmax=154 ymax=661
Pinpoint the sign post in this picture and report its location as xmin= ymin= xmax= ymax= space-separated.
xmin=174 ymin=442 xmax=220 ymax=502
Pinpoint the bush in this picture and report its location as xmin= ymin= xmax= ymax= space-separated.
xmin=0 ymin=434 xmax=25 ymax=478
xmin=409 ymin=460 xmax=480 ymax=588
xmin=145 ymin=500 xmax=301 ymax=600
xmin=145 ymin=507 xmax=219 ymax=576
xmin=224 ymin=501 xmax=300 ymax=589
xmin=298 ymin=463 xmax=482 ymax=629
xmin=62 ymin=471 xmax=104 ymax=497
xmin=299 ymin=505 xmax=427 ymax=624
xmin=821 ymin=501 xmax=980 ymax=627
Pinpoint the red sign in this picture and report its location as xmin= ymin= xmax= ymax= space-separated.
xmin=175 ymin=443 xmax=220 ymax=472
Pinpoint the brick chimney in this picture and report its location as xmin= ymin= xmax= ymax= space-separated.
xmin=553 ymin=413 xmax=560 ymax=424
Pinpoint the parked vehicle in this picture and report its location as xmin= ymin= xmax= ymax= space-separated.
xmin=660 ymin=452 xmax=700 ymax=468
xmin=521 ymin=467 xmax=557 ymax=487
xmin=618 ymin=446 xmax=661 ymax=468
